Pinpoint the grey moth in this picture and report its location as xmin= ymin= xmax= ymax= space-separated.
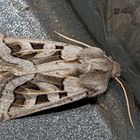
xmin=0 ymin=33 xmax=134 ymax=128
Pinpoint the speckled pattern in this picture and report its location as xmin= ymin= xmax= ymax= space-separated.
xmin=0 ymin=105 xmax=114 ymax=140
xmin=0 ymin=0 xmax=47 ymax=39
xmin=0 ymin=0 xmax=140 ymax=140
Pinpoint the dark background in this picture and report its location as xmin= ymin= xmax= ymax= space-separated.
xmin=0 ymin=0 xmax=140 ymax=139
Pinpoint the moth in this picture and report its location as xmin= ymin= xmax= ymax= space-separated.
xmin=0 ymin=32 xmax=135 ymax=128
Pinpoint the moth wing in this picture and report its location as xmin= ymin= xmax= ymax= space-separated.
xmin=6 ymin=77 xmax=87 ymax=121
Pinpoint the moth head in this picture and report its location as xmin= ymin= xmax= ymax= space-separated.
xmin=111 ymin=61 xmax=121 ymax=78
xmin=78 ymin=55 xmax=121 ymax=97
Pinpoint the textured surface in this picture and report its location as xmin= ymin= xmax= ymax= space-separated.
xmin=0 ymin=105 xmax=114 ymax=140
xmin=0 ymin=0 xmax=140 ymax=140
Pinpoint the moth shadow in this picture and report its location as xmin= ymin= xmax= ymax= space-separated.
xmin=20 ymin=97 xmax=97 ymax=119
